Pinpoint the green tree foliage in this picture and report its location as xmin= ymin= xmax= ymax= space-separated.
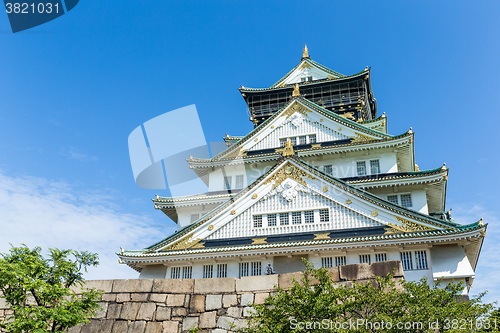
xmin=242 ymin=261 xmax=495 ymax=333
xmin=0 ymin=245 xmax=103 ymax=333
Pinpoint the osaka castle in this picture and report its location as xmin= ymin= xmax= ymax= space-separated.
xmin=119 ymin=46 xmax=486 ymax=294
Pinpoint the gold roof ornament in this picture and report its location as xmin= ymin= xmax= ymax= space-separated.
xmin=479 ymin=217 xmax=484 ymax=226
xmin=302 ymin=44 xmax=309 ymax=59
xmin=292 ymin=83 xmax=300 ymax=97
xmin=283 ymin=138 xmax=295 ymax=156
xmin=441 ymin=163 xmax=446 ymax=171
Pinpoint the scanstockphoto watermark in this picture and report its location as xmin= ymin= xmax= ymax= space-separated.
xmin=290 ymin=318 xmax=497 ymax=331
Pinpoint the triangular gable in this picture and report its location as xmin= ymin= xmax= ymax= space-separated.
xmin=272 ymin=58 xmax=345 ymax=88
xmin=154 ymin=158 xmax=455 ymax=252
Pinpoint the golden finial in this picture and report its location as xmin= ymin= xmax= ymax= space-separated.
xmin=441 ymin=163 xmax=446 ymax=171
xmin=283 ymin=138 xmax=295 ymax=156
xmin=479 ymin=217 xmax=484 ymax=226
xmin=408 ymin=127 xmax=413 ymax=134
xmin=292 ymin=83 xmax=300 ymax=97
xmin=302 ymin=44 xmax=309 ymax=59
xmin=382 ymin=112 xmax=386 ymax=118
xmin=120 ymin=247 xmax=124 ymax=253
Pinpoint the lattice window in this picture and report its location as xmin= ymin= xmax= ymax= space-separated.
xmin=190 ymin=213 xmax=200 ymax=223
xmin=292 ymin=212 xmax=302 ymax=225
xmin=322 ymin=257 xmax=333 ymax=268
xmin=171 ymin=267 xmax=181 ymax=279
xmin=223 ymin=176 xmax=232 ymax=190
xmin=182 ymin=266 xmax=192 ymax=279
xmin=239 ymin=262 xmax=249 ymax=277
xmin=324 ymin=165 xmax=332 ymax=176
xmin=203 ymin=265 xmax=213 ymax=278
xmin=356 ymin=161 xmax=367 ymax=176
xmin=299 ymin=136 xmax=307 ymax=145
xmin=319 ymin=209 xmax=329 ymax=223
xmin=415 ymin=250 xmax=428 ymax=270
xmin=235 ymin=175 xmax=244 ymax=188
xmin=309 ymin=134 xmax=317 ymax=144
xmin=279 ymin=138 xmax=287 ymax=147
xmin=268 ymin=214 xmax=277 ymax=227
xmin=217 ymin=264 xmax=228 ymax=278
xmin=359 ymin=254 xmax=371 ymax=264
xmin=387 ymin=195 xmax=399 ymax=205
xmin=375 ymin=253 xmax=387 ymax=262
xmin=304 ymin=211 xmax=314 ymax=224
xmin=335 ymin=256 xmax=346 ymax=266
xmin=253 ymin=215 xmax=263 ymax=228
xmin=251 ymin=262 xmax=262 ymax=276
xmin=370 ymin=159 xmax=380 ymax=174
xmin=400 ymin=251 xmax=413 ymax=270
xmin=279 ymin=213 xmax=289 ymax=225
xmin=400 ymin=194 xmax=413 ymax=208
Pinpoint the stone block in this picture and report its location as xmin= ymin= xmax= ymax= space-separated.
xmin=120 ymin=302 xmax=140 ymax=320
xmin=81 ymin=319 xmax=101 ymax=333
xmin=131 ymin=293 xmax=149 ymax=302
xmin=0 ymin=298 xmax=9 ymax=309
xmin=339 ymin=263 xmax=372 ymax=281
xmin=226 ymin=306 xmax=242 ymax=318
xmin=370 ymin=261 xmax=404 ymax=278
xmin=222 ymin=294 xmax=237 ymax=308
xmin=182 ymin=317 xmax=199 ymax=331
xmin=99 ymin=319 xmax=115 ymax=333
xmin=102 ymin=293 xmax=116 ymax=302
xmin=194 ymin=278 xmax=236 ymax=294
xmin=254 ymin=292 xmax=269 ymax=305
xmin=152 ymin=279 xmax=193 ymax=294
xmin=240 ymin=293 xmax=254 ymax=306
xmin=162 ymin=320 xmax=179 ymax=333
xmin=107 ymin=303 xmax=122 ymax=319
xmin=189 ymin=294 xmax=205 ymax=313
xmin=199 ymin=311 xmax=217 ymax=328
xmin=212 ymin=330 xmax=228 ymax=333
xmin=243 ymin=306 xmax=257 ymax=317
xmin=149 ymin=293 xmax=167 ymax=303
xmin=84 ymin=280 xmax=114 ymax=293
xmin=205 ymin=294 xmax=222 ymax=311
xmin=171 ymin=307 xmax=187 ymax=317
xmin=127 ymin=320 xmax=146 ymax=333
xmin=233 ymin=318 xmax=249 ymax=330
xmin=278 ymin=271 xmax=308 ymax=289
xmin=116 ymin=293 xmax=131 ymax=303
xmin=145 ymin=321 xmax=163 ymax=333
xmin=111 ymin=320 xmax=129 ymax=333
xmin=217 ymin=316 xmax=235 ymax=330
xmin=236 ymin=275 xmax=278 ymax=292
xmin=137 ymin=302 xmax=157 ymax=321
xmin=184 ymin=294 xmax=190 ymax=307
xmin=112 ymin=279 xmax=154 ymax=293
xmin=326 ymin=266 xmax=341 ymax=282
xmin=166 ymin=294 xmax=185 ymax=306
xmin=95 ymin=302 xmax=108 ymax=318
xmin=68 ymin=323 xmax=82 ymax=333
xmin=156 ymin=306 xmax=171 ymax=321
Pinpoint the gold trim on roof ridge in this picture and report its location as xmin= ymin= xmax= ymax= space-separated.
xmin=263 ymin=161 xmax=317 ymax=190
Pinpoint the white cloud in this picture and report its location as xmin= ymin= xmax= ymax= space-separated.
xmin=59 ymin=147 xmax=98 ymax=162
xmin=0 ymin=172 xmax=174 ymax=280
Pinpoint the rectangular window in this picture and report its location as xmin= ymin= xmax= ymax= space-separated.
xmin=299 ymin=136 xmax=307 ymax=145
xmin=400 ymin=194 xmax=413 ymax=208
xmin=292 ymin=212 xmax=302 ymax=225
xmin=309 ymin=134 xmax=317 ymax=144
xmin=319 ymin=209 xmax=329 ymax=223
xmin=251 ymin=262 xmax=262 ymax=276
xmin=279 ymin=138 xmax=287 ymax=147
xmin=356 ymin=161 xmax=367 ymax=176
xmin=267 ymin=214 xmax=277 ymax=227
xmin=217 ymin=264 xmax=228 ymax=278
xmin=239 ymin=262 xmax=249 ymax=277
xmin=190 ymin=213 xmax=200 ymax=223
xmin=322 ymin=257 xmax=333 ymax=268
xmin=359 ymin=254 xmax=371 ymax=265
xmin=375 ymin=253 xmax=387 ymax=262
xmin=400 ymin=251 xmax=413 ymax=270
xmin=370 ymin=159 xmax=380 ymax=174
xmin=182 ymin=266 xmax=192 ymax=279
xmin=171 ymin=267 xmax=181 ymax=279
xmin=203 ymin=265 xmax=213 ymax=278
xmin=301 ymin=77 xmax=306 ymax=82
xmin=415 ymin=251 xmax=428 ymax=270
xmin=253 ymin=215 xmax=263 ymax=228
xmin=387 ymin=195 xmax=399 ymax=205
xmin=335 ymin=256 xmax=346 ymax=267
xmin=324 ymin=165 xmax=333 ymax=176
xmin=304 ymin=211 xmax=314 ymax=224
xmin=235 ymin=175 xmax=244 ymax=189
xmin=223 ymin=176 xmax=232 ymax=190
xmin=280 ymin=213 xmax=289 ymax=226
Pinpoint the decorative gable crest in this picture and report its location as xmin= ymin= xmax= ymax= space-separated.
xmin=263 ymin=162 xmax=317 ymax=190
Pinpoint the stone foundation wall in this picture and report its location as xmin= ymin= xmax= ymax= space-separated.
xmin=0 ymin=261 xmax=403 ymax=333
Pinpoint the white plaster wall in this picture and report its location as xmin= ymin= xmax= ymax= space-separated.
xmin=139 ymin=265 xmax=167 ymax=279
xmin=176 ymin=204 xmax=221 ymax=229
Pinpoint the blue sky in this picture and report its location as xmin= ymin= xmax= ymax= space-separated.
xmin=0 ymin=1 xmax=499 ymax=302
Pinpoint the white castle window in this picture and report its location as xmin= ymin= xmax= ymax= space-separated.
xmin=235 ymin=175 xmax=244 ymax=188
xmin=239 ymin=262 xmax=249 ymax=277
xmin=370 ymin=159 xmax=380 ymax=174
xmin=387 ymin=195 xmax=399 ymax=205
xmin=301 ymin=76 xmax=313 ymax=82
xmin=279 ymin=134 xmax=317 ymax=147
xmin=251 ymin=262 xmax=262 ymax=276
xmin=309 ymin=134 xmax=316 ymax=144
xmin=375 ymin=253 xmax=387 ymax=262
xmin=182 ymin=266 xmax=192 ymax=279
xmin=268 ymin=214 xmax=277 ymax=227
xmin=190 ymin=214 xmax=200 ymax=223
xmin=292 ymin=212 xmax=301 ymax=225
xmin=203 ymin=265 xmax=213 ymax=278
xmin=253 ymin=215 xmax=263 ymax=228
xmin=217 ymin=264 xmax=228 ymax=278
xmin=323 ymin=165 xmax=333 ymax=176
xmin=356 ymin=161 xmax=367 ymax=176
xmin=400 ymin=252 xmax=413 ymax=270
xmin=299 ymin=136 xmax=307 ymax=145
xmin=335 ymin=256 xmax=346 ymax=267
xmin=359 ymin=254 xmax=371 ymax=265
xmin=304 ymin=211 xmax=314 ymax=224
xmin=171 ymin=267 xmax=181 ymax=279
xmin=319 ymin=209 xmax=330 ymax=223
xmin=240 ymin=262 xmax=261 ymax=277
xmin=223 ymin=176 xmax=232 ymax=190
xmin=280 ymin=213 xmax=289 ymax=225
xmin=387 ymin=194 xmax=413 ymax=208
xmin=322 ymin=256 xmax=346 ymax=268
xmin=322 ymin=257 xmax=333 ymax=268
xmin=415 ymin=251 xmax=428 ymax=270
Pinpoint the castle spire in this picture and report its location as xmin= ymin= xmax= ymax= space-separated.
xmin=302 ymin=44 xmax=309 ymax=59
xmin=292 ymin=83 xmax=300 ymax=97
